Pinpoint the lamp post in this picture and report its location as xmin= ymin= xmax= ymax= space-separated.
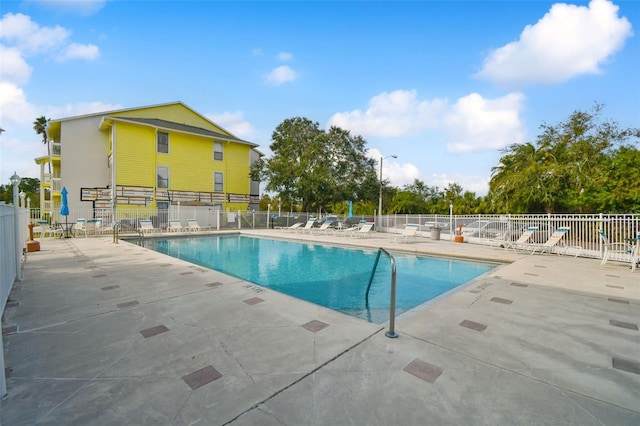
xmin=378 ymin=155 xmax=397 ymax=230
xmin=10 ymin=172 xmax=22 ymax=282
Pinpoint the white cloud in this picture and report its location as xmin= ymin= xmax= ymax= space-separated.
xmin=444 ymin=92 xmax=526 ymax=153
xmin=265 ymin=65 xmax=297 ymax=86
xmin=328 ymin=90 xmax=447 ymax=138
xmin=277 ymin=52 xmax=293 ymax=61
xmin=59 ymin=42 xmax=99 ymax=61
xmin=0 ymin=13 xmax=70 ymax=55
xmin=367 ymin=148 xmax=420 ymax=188
xmin=206 ymin=111 xmax=255 ymax=139
xmin=475 ymin=0 xmax=633 ymax=86
xmin=327 ymin=89 xmax=525 ymax=153
xmin=0 ymin=82 xmax=35 ymax=125
xmin=429 ymin=173 xmax=491 ymax=196
xmin=0 ymin=45 xmax=32 ymax=85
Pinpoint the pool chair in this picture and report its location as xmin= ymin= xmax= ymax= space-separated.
xmin=504 ymin=226 xmax=538 ymax=251
xmin=276 ymin=222 xmax=304 ymax=231
xmin=168 ymin=219 xmax=184 ymax=232
xmin=393 ymin=224 xmax=419 ymax=243
xmin=35 ymin=222 xmax=63 ymax=238
xmin=311 ymin=222 xmax=333 ymax=234
xmin=295 ymin=218 xmax=317 ymax=233
xmin=74 ymin=218 xmax=88 ymax=238
xmin=350 ymin=222 xmax=374 ymax=238
xmin=527 ymin=226 xmax=580 ymax=256
xmin=138 ymin=219 xmax=158 ymax=234
xmin=187 ymin=219 xmax=201 ymax=232
xmin=599 ymin=230 xmax=634 ymax=266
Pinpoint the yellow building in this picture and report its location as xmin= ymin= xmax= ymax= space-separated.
xmin=35 ymin=102 xmax=260 ymax=222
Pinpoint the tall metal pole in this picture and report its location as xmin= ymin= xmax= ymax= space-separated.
xmin=378 ymin=156 xmax=383 ymax=229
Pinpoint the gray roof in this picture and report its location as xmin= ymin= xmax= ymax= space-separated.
xmin=118 ymin=117 xmax=256 ymax=146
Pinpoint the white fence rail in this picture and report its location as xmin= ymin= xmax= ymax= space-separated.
xmin=1 ymin=203 xmax=28 ymax=397
xmin=26 ymin=207 xmax=640 ymax=261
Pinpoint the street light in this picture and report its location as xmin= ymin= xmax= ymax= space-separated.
xmin=10 ymin=172 xmax=22 ymax=282
xmin=378 ymin=155 xmax=397 ymax=229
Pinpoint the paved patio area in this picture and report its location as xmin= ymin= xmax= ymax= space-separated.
xmin=2 ymin=230 xmax=639 ymax=425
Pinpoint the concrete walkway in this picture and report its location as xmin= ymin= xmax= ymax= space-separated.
xmin=2 ymin=231 xmax=639 ymax=425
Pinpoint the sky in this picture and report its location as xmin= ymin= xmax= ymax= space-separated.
xmin=0 ymin=0 xmax=638 ymax=196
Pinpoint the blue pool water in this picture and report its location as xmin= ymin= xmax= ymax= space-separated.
xmin=140 ymin=235 xmax=496 ymax=323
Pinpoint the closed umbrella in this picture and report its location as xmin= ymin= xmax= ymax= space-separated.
xmin=60 ymin=187 xmax=70 ymax=238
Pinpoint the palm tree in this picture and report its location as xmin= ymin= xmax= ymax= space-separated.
xmin=33 ymin=116 xmax=51 ymax=175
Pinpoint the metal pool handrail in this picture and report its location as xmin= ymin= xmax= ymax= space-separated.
xmin=366 ymin=248 xmax=398 ymax=338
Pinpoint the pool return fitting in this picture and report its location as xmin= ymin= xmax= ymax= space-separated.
xmin=366 ymin=248 xmax=398 ymax=338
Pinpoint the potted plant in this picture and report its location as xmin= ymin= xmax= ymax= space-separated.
xmin=454 ymin=224 xmax=464 ymax=243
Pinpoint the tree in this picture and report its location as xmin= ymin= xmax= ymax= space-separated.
xmin=490 ymin=104 xmax=640 ymax=213
xmin=0 ymin=177 xmax=39 ymax=207
xmin=33 ymin=116 xmax=51 ymax=175
xmin=250 ymin=117 xmax=378 ymax=212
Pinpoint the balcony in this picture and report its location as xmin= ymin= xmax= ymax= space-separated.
xmin=42 ymin=175 xmax=62 ymax=192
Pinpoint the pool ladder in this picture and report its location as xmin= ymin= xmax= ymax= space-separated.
xmin=366 ymin=248 xmax=398 ymax=338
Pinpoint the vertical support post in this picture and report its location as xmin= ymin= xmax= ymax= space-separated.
xmin=11 ymin=173 xmax=22 ymax=282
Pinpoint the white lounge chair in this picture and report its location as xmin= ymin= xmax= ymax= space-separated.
xmin=311 ymin=222 xmax=333 ymax=234
xmin=504 ymin=226 xmax=538 ymax=251
xmin=138 ymin=219 xmax=157 ymax=234
xmin=187 ymin=219 xmax=201 ymax=232
xmin=394 ymin=224 xmax=419 ymax=243
xmin=527 ymin=227 xmax=576 ymax=255
xmin=168 ymin=219 xmax=184 ymax=232
xmin=349 ymin=222 xmax=374 ymax=238
xmin=34 ymin=222 xmax=63 ymax=238
xmin=74 ymin=218 xmax=88 ymax=238
xmin=276 ymin=222 xmax=304 ymax=231
xmin=599 ymin=230 xmax=634 ymax=266
xmin=295 ymin=218 xmax=317 ymax=233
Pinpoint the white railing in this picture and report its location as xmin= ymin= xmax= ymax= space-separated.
xmin=1 ymin=203 xmax=28 ymax=397
xmin=26 ymin=207 xmax=639 ymax=261
xmin=379 ymin=213 xmax=640 ymax=260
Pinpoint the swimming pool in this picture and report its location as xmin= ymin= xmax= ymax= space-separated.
xmin=140 ymin=235 xmax=497 ymax=323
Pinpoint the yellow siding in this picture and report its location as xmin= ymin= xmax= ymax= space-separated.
xmin=111 ymin=103 xmax=228 ymax=134
xmin=115 ymin=122 xmax=156 ymax=187
xmin=114 ymin=119 xmax=252 ymax=209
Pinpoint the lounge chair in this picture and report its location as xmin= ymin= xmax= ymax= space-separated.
xmin=295 ymin=218 xmax=317 ymax=233
xmin=393 ymin=224 xmax=419 ymax=243
xmin=311 ymin=222 xmax=333 ymax=234
xmin=599 ymin=230 xmax=634 ymax=266
xmin=504 ymin=226 xmax=538 ymax=251
xmin=523 ymin=226 xmax=578 ymax=256
xmin=168 ymin=219 xmax=184 ymax=232
xmin=349 ymin=222 xmax=374 ymax=238
xmin=187 ymin=219 xmax=201 ymax=232
xmin=276 ymin=222 xmax=304 ymax=231
xmin=34 ymin=222 xmax=63 ymax=238
xmin=138 ymin=219 xmax=157 ymax=234
xmin=74 ymin=218 xmax=88 ymax=238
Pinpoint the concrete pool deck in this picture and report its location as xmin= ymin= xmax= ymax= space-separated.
xmin=1 ymin=230 xmax=638 ymax=425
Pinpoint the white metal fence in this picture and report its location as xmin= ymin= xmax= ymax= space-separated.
xmin=25 ymin=207 xmax=640 ymax=261
xmin=1 ymin=203 xmax=28 ymax=397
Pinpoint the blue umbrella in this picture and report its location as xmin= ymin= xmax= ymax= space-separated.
xmin=348 ymin=201 xmax=353 ymax=218
xmin=60 ymin=187 xmax=70 ymax=237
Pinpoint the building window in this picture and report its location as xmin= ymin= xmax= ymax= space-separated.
xmin=157 ymin=131 xmax=169 ymax=153
xmin=157 ymin=166 xmax=169 ymax=189
xmin=214 ymin=141 xmax=223 ymax=161
xmin=214 ymin=172 xmax=223 ymax=192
